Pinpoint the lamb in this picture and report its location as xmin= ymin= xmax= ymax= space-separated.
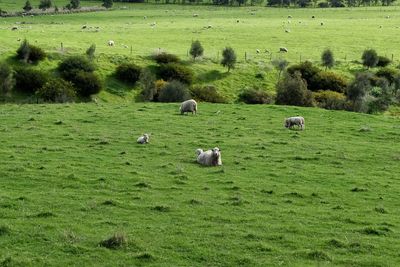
xmin=279 ymin=47 xmax=288 ymax=53
xmin=108 ymin=40 xmax=115 ymax=46
xmin=137 ymin=134 xmax=150 ymax=144
xmin=196 ymin=147 xmax=222 ymax=166
xmin=180 ymin=99 xmax=197 ymax=115
xmin=284 ymin=116 xmax=305 ymax=130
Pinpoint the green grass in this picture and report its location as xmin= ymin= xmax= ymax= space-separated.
xmin=1 ymin=4 xmax=400 ymax=101
xmin=0 ymin=102 xmax=399 ymax=265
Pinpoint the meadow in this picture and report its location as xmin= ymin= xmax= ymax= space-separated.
xmin=2 ymin=3 xmax=400 ymax=100
xmin=0 ymin=102 xmax=399 ymax=266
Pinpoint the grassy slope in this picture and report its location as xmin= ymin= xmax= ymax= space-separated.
xmin=0 ymin=102 xmax=399 ymax=266
xmin=1 ymin=5 xmax=400 ymax=101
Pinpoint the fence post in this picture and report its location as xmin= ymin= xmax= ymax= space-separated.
xmin=392 ymin=54 xmax=394 ymax=61
xmin=245 ymin=52 xmax=247 ymax=61
xmin=60 ymin=42 xmax=63 ymax=52
xmin=299 ymin=54 xmax=302 ymax=63
xmin=130 ymin=45 xmax=132 ymax=55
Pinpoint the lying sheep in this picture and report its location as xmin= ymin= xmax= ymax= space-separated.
xmin=284 ymin=116 xmax=305 ymax=130
xmin=137 ymin=133 xmax=150 ymax=144
xmin=196 ymin=147 xmax=222 ymax=166
xmin=180 ymin=99 xmax=197 ymax=115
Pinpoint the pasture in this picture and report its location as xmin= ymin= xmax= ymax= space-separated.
xmin=2 ymin=4 xmax=400 ymax=99
xmin=0 ymin=102 xmax=399 ymax=266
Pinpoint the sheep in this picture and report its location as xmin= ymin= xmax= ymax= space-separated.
xmin=320 ymin=22 xmax=324 ymax=26
xmin=285 ymin=29 xmax=290 ymax=33
xmin=284 ymin=116 xmax=305 ymax=130
xmin=11 ymin=26 xmax=18 ymax=31
xmin=193 ymin=13 xmax=199 ymax=17
xmin=150 ymin=22 xmax=156 ymax=27
xmin=143 ymin=16 xmax=147 ymax=19
xmin=108 ymin=40 xmax=115 ymax=46
xmin=180 ymin=99 xmax=197 ymax=115
xmin=196 ymin=147 xmax=222 ymax=166
xmin=279 ymin=47 xmax=288 ymax=53
xmin=82 ymin=25 xmax=87 ymax=29
xmin=256 ymin=49 xmax=260 ymax=54
xmin=137 ymin=134 xmax=150 ymax=144
xmin=288 ymin=15 xmax=292 ymax=19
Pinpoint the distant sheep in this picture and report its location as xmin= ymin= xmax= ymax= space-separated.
xmin=284 ymin=116 xmax=305 ymax=130
xmin=193 ymin=13 xmax=199 ymax=17
xmin=279 ymin=47 xmax=288 ymax=53
xmin=256 ymin=49 xmax=260 ymax=54
xmin=150 ymin=22 xmax=156 ymax=27
xmin=137 ymin=134 xmax=150 ymax=144
xmin=320 ymin=22 xmax=324 ymax=26
xmin=285 ymin=29 xmax=290 ymax=33
xmin=108 ymin=40 xmax=115 ymax=46
xmin=288 ymin=15 xmax=292 ymax=19
xmin=82 ymin=25 xmax=87 ymax=29
xmin=180 ymin=99 xmax=197 ymax=115
xmin=11 ymin=26 xmax=18 ymax=31
xmin=196 ymin=147 xmax=222 ymax=166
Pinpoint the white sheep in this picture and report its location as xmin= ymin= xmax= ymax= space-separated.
xmin=137 ymin=134 xmax=150 ymax=144
xmin=279 ymin=47 xmax=288 ymax=53
xmin=196 ymin=147 xmax=222 ymax=166
xmin=284 ymin=116 xmax=305 ymax=130
xmin=108 ymin=40 xmax=115 ymax=46
xmin=180 ymin=99 xmax=197 ymax=115
xmin=193 ymin=13 xmax=199 ymax=17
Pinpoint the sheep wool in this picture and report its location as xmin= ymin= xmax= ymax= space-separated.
xmin=180 ymin=99 xmax=197 ymax=115
xmin=196 ymin=147 xmax=222 ymax=166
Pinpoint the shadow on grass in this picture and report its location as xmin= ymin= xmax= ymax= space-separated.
xmin=197 ymin=70 xmax=229 ymax=83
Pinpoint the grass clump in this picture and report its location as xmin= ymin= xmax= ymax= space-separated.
xmin=99 ymin=233 xmax=128 ymax=249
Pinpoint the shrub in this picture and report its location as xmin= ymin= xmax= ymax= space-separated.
xmin=347 ymin=72 xmax=371 ymax=111
xmin=28 ymin=45 xmax=46 ymax=63
xmin=157 ymin=63 xmax=193 ymax=85
xmin=86 ymin=44 xmax=96 ymax=60
xmin=153 ymin=53 xmax=180 ymax=64
xmin=313 ymin=90 xmax=348 ymax=110
xmin=287 ymin=61 xmax=320 ymax=90
xmin=321 ymin=49 xmax=334 ymax=70
xmin=139 ymin=69 xmax=157 ymax=101
xmin=362 ymin=49 xmax=378 ymax=69
xmin=23 ymin=0 xmax=33 ymax=12
xmin=58 ymin=56 xmax=95 ymax=80
xmin=276 ymin=72 xmax=313 ymax=107
xmin=115 ymin=63 xmax=141 ymax=85
xmin=237 ymin=88 xmax=274 ymax=104
xmin=15 ymin=67 xmax=48 ymax=93
xmin=158 ymin=80 xmax=191 ymax=102
xmin=71 ymin=71 xmax=102 ymax=97
xmin=318 ymin=2 xmax=329 ymax=7
xmin=36 ymin=78 xmax=76 ymax=103
xmin=190 ymin=85 xmax=227 ymax=103
xmin=376 ymin=67 xmax=398 ymax=85
xmin=190 ymin=40 xmax=204 ymax=60
xmin=376 ymin=56 xmax=391 ymax=67
xmin=312 ymin=71 xmax=347 ymax=93
xmin=38 ymin=0 xmax=52 ymax=9
xmin=272 ymin=59 xmax=289 ymax=79
xmin=16 ymin=39 xmax=30 ymax=62
xmin=102 ymin=0 xmax=113 ymax=8
xmin=0 ymin=63 xmax=15 ymax=97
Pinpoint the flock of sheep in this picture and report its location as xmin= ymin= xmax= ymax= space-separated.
xmin=136 ymin=99 xmax=305 ymax=167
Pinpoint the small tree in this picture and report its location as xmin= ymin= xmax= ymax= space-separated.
xmin=102 ymin=0 xmax=113 ymax=8
xmin=86 ymin=44 xmax=96 ymax=60
xmin=16 ymin=39 xmax=30 ymax=62
xmin=0 ymin=63 xmax=15 ymax=98
xmin=362 ymin=49 xmax=378 ymax=69
xmin=38 ymin=0 xmax=52 ymax=9
xmin=23 ymin=0 xmax=33 ymax=12
xmin=321 ymin=49 xmax=334 ymax=70
xmin=221 ymin=47 xmax=236 ymax=72
xmin=347 ymin=72 xmax=371 ymax=111
xmin=139 ymin=69 xmax=157 ymax=101
xmin=189 ymin=40 xmax=204 ymax=61
xmin=272 ymin=59 xmax=289 ymax=79
xmin=276 ymin=72 xmax=313 ymax=107
xmin=36 ymin=78 xmax=76 ymax=103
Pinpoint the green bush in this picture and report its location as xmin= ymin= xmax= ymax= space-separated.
xmin=153 ymin=53 xmax=180 ymax=64
xmin=115 ymin=63 xmax=142 ymax=85
xmin=71 ymin=71 xmax=102 ymax=97
xmin=16 ymin=40 xmax=46 ymax=63
xmin=39 ymin=0 xmax=52 ymax=9
xmin=139 ymin=69 xmax=157 ymax=101
xmin=36 ymin=78 xmax=76 ymax=103
xmin=287 ymin=61 xmax=321 ymax=91
xmin=312 ymin=71 xmax=348 ymax=93
xmin=158 ymin=80 xmax=191 ymax=102
xmin=190 ymin=85 xmax=227 ymax=103
xmin=158 ymin=63 xmax=193 ymax=85
xmin=276 ymin=72 xmax=313 ymax=107
xmin=376 ymin=67 xmax=398 ymax=85
xmin=237 ymin=88 xmax=274 ymax=104
xmin=15 ymin=67 xmax=49 ymax=93
xmin=0 ymin=63 xmax=15 ymax=97
xmin=313 ymin=90 xmax=348 ymax=110
xmin=58 ymin=56 xmax=95 ymax=80
xmin=376 ymin=56 xmax=391 ymax=67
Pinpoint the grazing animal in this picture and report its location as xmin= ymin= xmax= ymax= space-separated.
xmin=180 ymin=99 xmax=197 ymax=115
xmin=150 ymin=22 xmax=156 ymax=27
xmin=279 ymin=47 xmax=288 ymax=53
xmin=82 ymin=25 xmax=87 ymax=29
xmin=108 ymin=40 xmax=115 ymax=46
xmin=284 ymin=116 xmax=305 ymax=130
xmin=288 ymin=15 xmax=292 ymax=18
xmin=285 ymin=29 xmax=290 ymax=33
xmin=193 ymin=13 xmax=199 ymax=17
xmin=11 ymin=26 xmax=18 ymax=31
xmin=196 ymin=147 xmax=222 ymax=166
xmin=256 ymin=49 xmax=260 ymax=54
xmin=137 ymin=134 xmax=150 ymax=144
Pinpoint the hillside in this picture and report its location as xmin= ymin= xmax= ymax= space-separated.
xmin=0 ymin=102 xmax=399 ymax=266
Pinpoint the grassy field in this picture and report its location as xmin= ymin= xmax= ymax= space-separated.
xmin=0 ymin=102 xmax=399 ymax=266
xmin=1 ymin=4 xmax=400 ymax=101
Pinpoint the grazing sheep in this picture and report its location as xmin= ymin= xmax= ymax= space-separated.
xmin=284 ymin=116 xmax=305 ymax=130
xmin=196 ymin=147 xmax=222 ymax=166
xmin=288 ymin=15 xmax=292 ymax=18
xmin=108 ymin=40 xmax=115 ymax=46
xmin=137 ymin=134 xmax=150 ymax=144
xmin=150 ymin=22 xmax=156 ymax=27
xmin=11 ymin=26 xmax=18 ymax=31
xmin=193 ymin=13 xmax=199 ymax=17
xmin=285 ymin=29 xmax=290 ymax=33
xmin=256 ymin=49 xmax=260 ymax=54
xmin=279 ymin=47 xmax=288 ymax=53
xmin=180 ymin=99 xmax=197 ymax=115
